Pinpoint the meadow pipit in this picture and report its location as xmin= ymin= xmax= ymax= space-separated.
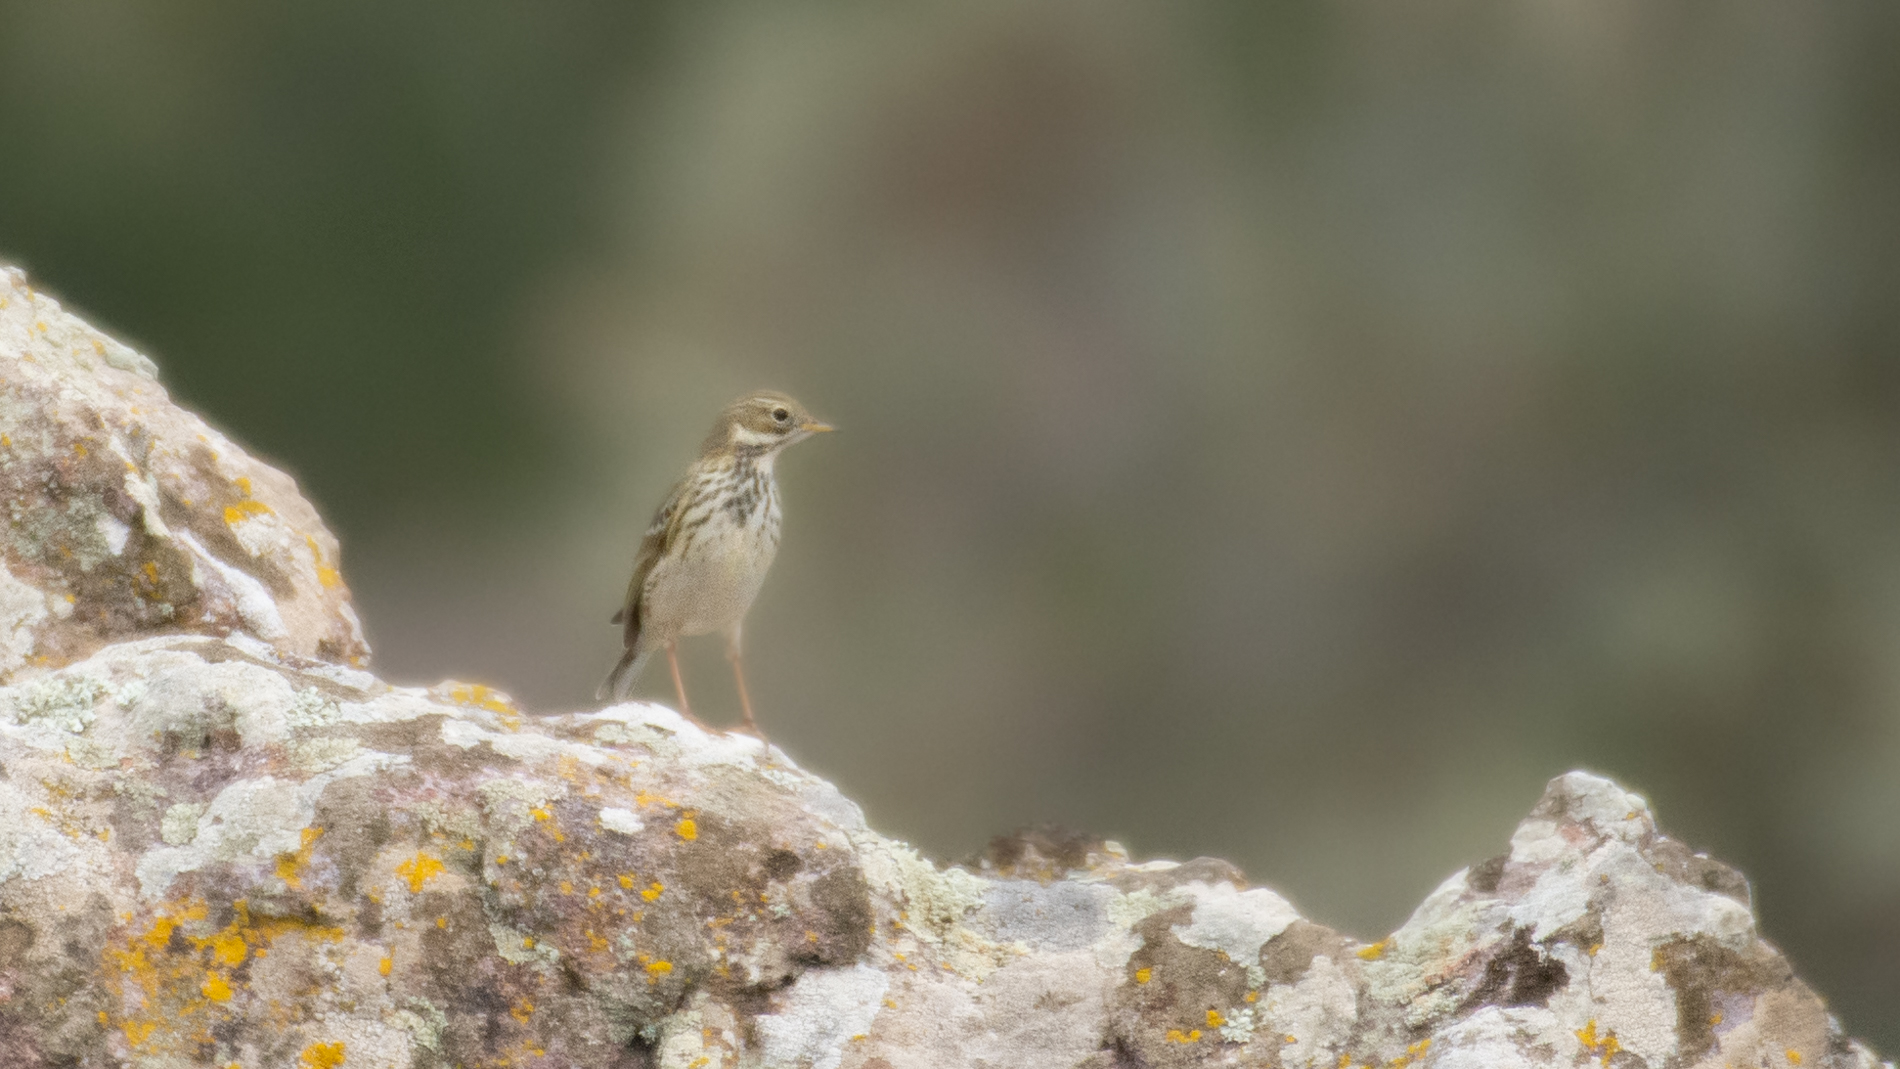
xmin=596 ymin=391 xmax=833 ymax=736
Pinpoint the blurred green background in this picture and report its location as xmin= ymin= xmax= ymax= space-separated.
xmin=4 ymin=1 xmax=1896 ymax=1045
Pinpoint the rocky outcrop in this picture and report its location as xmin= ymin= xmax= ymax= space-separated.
xmin=0 ymin=264 xmax=1886 ymax=1068
xmin=0 ymin=265 xmax=365 ymax=680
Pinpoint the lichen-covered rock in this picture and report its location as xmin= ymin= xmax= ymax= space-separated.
xmin=0 ymin=264 xmax=1887 ymax=1068
xmin=0 ymin=265 xmax=366 ymax=678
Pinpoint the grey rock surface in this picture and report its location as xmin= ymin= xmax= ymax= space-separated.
xmin=0 ymin=264 xmax=1887 ymax=1067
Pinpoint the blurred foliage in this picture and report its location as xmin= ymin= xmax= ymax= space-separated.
xmin=3 ymin=0 xmax=1898 ymax=1048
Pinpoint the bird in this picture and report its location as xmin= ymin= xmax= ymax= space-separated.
xmin=596 ymin=390 xmax=834 ymax=737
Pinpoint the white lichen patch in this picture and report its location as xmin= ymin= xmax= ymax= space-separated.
xmin=287 ymin=686 xmax=342 ymax=728
xmin=857 ymin=839 xmax=986 ymax=945
xmin=287 ymin=735 xmax=364 ymax=772
xmin=134 ymin=751 xmax=403 ymax=898
xmin=1170 ymin=881 xmax=1300 ymax=964
xmin=753 ymin=963 xmax=888 ymax=1069
xmin=0 ymin=781 xmax=88 ymax=883
xmin=0 ymin=561 xmax=48 ymax=676
xmin=1217 ymin=1004 xmax=1257 ymax=1044
xmin=160 ymin=803 xmax=205 ymax=845
xmin=1261 ymin=954 xmax=1359 ymax=1069
xmin=588 ymin=703 xmax=772 ymax=771
xmin=477 ymin=776 xmax=565 ymax=837
xmin=599 ymin=806 xmax=645 ymax=835
xmin=2 ymin=671 xmax=110 ymax=733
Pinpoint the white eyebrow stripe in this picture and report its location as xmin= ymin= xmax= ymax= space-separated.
xmin=729 ymin=422 xmax=777 ymax=447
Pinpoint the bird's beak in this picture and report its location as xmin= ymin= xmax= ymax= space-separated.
xmin=801 ymin=421 xmax=836 ymax=434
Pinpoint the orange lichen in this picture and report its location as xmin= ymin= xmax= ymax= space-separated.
xmin=395 ymin=853 xmax=445 ymax=893
xmin=444 ymin=683 xmax=517 ymax=714
xmin=104 ymin=898 xmax=345 ymax=1058
xmin=304 ymin=534 xmax=341 ymax=588
xmin=300 ymin=1043 xmax=345 ymax=1069
xmin=222 ymin=500 xmax=273 ymax=526
xmin=1576 ymin=1021 xmax=1621 ymax=1066
xmin=1788 ymin=1052 xmax=1803 ymax=1066
xmin=511 ymin=999 xmax=535 ymax=1023
xmin=379 ymin=955 xmax=393 ymax=977
xmin=275 ymin=827 xmax=324 ymax=890
xmin=208 ymin=931 xmax=247 ymax=967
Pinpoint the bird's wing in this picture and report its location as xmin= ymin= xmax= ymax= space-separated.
xmin=615 ymin=477 xmax=691 ymax=647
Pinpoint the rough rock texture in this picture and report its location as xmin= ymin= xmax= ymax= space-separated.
xmin=0 ymin=265 xmax=366 ymax=679
xmin=0 ymin=264 xmax=1888 ymax=1068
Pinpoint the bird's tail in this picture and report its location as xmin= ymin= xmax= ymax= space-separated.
xmin=596 ymin=647 xmax=653 ymax=703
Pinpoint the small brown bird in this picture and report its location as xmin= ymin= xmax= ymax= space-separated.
xmin=597 ymin=391 xmax=834 ymax=735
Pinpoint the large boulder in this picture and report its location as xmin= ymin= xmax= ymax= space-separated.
xmin=0 ymin=264 xmax=1886 ymax=1068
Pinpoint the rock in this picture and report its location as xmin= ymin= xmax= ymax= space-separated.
xmin=0 ymin=265 xmax=366 ymax=679
xmin=0 ymin=263 xmax=1887 ymax=1068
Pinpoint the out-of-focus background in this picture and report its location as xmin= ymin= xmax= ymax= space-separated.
xmin=3 ymin=1 xmax=1896 ymax=1044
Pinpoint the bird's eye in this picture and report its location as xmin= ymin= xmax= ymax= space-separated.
xmin=772 ymin=408 xmax=790 ymax=422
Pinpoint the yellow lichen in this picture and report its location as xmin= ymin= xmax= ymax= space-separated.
xmin=642 ymin=881 xmax=664 ymax=902
xmin=676 ymin=817 xmax=698 ymax=841
xmin=104 ymin=898 xmax=344 ymax=1058
xmin=396 ymin=853 xmax=445 ymax=893
xmin=208 ymin=931 xmax=247 ymax=967
xmin=304 ymin=534 xmax=341 ymax=588
xmin=275 ymin=827 xmax=324 ymax=890
xmin=379 ymin=955 xmax=393 ymax=977
xmin=1134 ymin=967 xmax=1151 ymax=984
xmin=445 ymin=683 xmax=517 ymax=714
xmin=1576 ymin=1021 xmax=1621 ymax=1066
xmin=1206 ymin=1009 xmax=1225 ymax=1027
xmin=646 ymin=960 xmax=673 ymax=976
xmin=222 ymin=499 xmax=273 ymax=526
xmin=300 ymin=1043 xmax=345 ymax=1069
xmin=1164 ymin=1029 xmax=1202 ymax=1043
xmin=1355 ymin=939 xmax=1388 ymax=961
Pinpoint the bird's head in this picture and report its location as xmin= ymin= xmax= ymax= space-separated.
xmin=704 ymin=391 xmax=834 ymax=456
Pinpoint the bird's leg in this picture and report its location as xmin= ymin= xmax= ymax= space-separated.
xmin=725 ymin=627 xmax=764 ymax=740
xmin=664 ymin=639 xmax=703 ymax=728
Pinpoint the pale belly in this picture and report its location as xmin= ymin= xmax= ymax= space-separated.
xmin=641 ymin=516 xmax=780 ymax=637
